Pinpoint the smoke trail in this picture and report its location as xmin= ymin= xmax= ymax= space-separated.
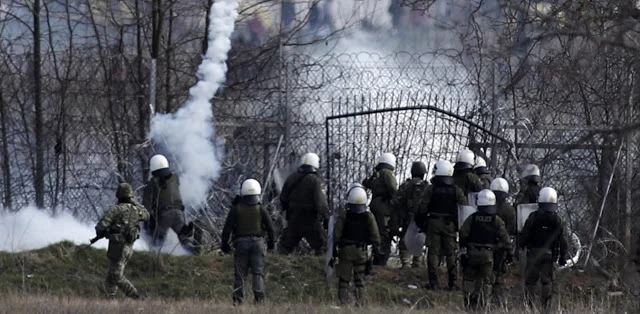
xmin=0 ymin=207 xmax=190 ymax=255
xmin=148 ymin=0 xmax=239 ymax=209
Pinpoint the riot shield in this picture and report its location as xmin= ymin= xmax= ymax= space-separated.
xmin=467 ymin=192 xmax=478 ymax=207
xmin=273 ymin=165 xmax=297 ymax=193
xmin=517 ymin=203 xmax=538 ymax=232
xmin=457 ymin=193 xmax=479 ymax=228
xmin=517 ymin=203 xmax=538 ymax=283
xmin=403 ymin=218 xmax=426 ymax=256
xmin=325 ymin=214 xmax=336 ymax=284
xmin=458 ymin=205 xmax=477 ymax=229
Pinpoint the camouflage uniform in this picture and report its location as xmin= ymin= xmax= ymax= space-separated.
xmin=416 ymin=177 xmax=467 ymax=290
xmin=95 ymin=183 xmax=150 ymax=299
xmin=279 ymin=170 xmax=329 ymax=256
xmin=520 ymin=210 xmax=568 ymax=310
xmin=460 ymin=212 xmax=511 ymax=310
xmin=453 ymin=169 xmax=483 ymax=196
xmin=334 ymin=209 xmax=380 ymax=306
xmin=492 ymin=196 xmax=516 ymax=302
xmin=221 ymin=201 xmax=275 ymax=304
xmin=142 ymin=174 xmax=193 ymax=250
xmin=390 ymin=177 xmax=427 ymax=268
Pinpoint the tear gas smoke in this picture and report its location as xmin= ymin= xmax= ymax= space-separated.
xmin=327 ymin=0 xmax=393 ymax=33
xmin=149 ymin=0 xmax=240 ymax=210
xmin=0 ymin=207 xmax=190 ymax=255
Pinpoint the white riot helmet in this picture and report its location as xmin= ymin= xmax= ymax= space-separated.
xmin=347 ymin=186 xmax=368 ymax=213
xmin=521 ymin=164 xmax=541 ymax=183
xmin=476 ymin=189 xmax=497 ymax=214
xmin=538 ymin=187 xmax=558 ymax=212
xmin=300 ymin=153 xmax=320 ymax=173
xmin=434 ymin=160 xmax=454 ymax=176
xmin=378 ymin=153 xmax=396 ymax=170
xmin=490 ymin=178 xmax=509 ymax=193
xmin=473 ymin=156 xmax=490 ymax=175
xmin=240 ymin=179 xmax=262 ymax=205
xmin=345 ymin=182 xmax=364 ymax=198
xmin=455 ymin=149 xmax=475 ymax=170
xmin=149 ymin=154 xmax=171 ymax=177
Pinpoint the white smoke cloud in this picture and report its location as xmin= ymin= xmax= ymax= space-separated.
xmin=148 ymin=0 xmax=240 ymax=209
xmin=0 ymin=206 xmax=190 ymax=256
xmin=326 ymin=0 xmax=393 ymax=32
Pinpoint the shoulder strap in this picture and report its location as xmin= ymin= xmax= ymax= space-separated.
xmin=289 ymin=172 xmax=311 ymax=195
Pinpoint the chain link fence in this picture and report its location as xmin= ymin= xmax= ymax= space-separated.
xmin=2 ymin=48 xmax=628 ymax=259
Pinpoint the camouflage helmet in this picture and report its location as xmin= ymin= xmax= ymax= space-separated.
xmin=116 ymin=183 xmax=134 ymax=199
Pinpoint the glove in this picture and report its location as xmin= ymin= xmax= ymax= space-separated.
xmin=95 ymin=229 xmax=107 ymax=239
xmin=221 ymin=242 xmax=231 ymax=254
xmin=328 ymin=257 xmax=336 ymax=268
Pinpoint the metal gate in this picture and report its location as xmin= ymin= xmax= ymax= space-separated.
xmin=324 ymin=93 xmax=515 ymax=213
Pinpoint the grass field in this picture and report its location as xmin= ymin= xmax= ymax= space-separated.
xmin=0 ymin=242 xmax=638 ymax=313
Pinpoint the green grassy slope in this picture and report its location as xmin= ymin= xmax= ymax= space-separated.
xmin=0 ymin=242 xmax=635 ymax=313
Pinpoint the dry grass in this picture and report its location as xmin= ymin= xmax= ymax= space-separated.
xmin=0 ymin=294 xmax=637 ymax=314
xmin=0 ymin=242 xmax=638 ymax=313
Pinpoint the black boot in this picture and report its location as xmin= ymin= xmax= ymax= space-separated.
xmin=425 ymin=266 xmax=440 ymax=290
xmin=448 ymin=271 xmax=460 ymax=291
xmin=254 ymin=292 xmax=264 ymax=305
xmin=372 ymin=254 xmax=386 ymax=266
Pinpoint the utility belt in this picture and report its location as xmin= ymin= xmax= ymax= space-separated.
xmin=427 ymin=212 xmax=453 ymax=219
xmin=234 ymin=235 xmax=263 ymax=241
xmin=339 ymin=241 xmax=367 ymax=250
xmin=470 ymin=244 xmax=494 ymax=251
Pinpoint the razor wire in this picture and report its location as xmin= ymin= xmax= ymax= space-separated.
xmin=0 ymin=49 xmax=631 ymax=263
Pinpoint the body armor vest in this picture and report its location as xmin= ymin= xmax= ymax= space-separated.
xmin=341 ymin=211 xmax=371 ymax=244
xmin=234 ymin=203 xmax=265 ymax=237
xmin=469 ymin=213 xmax=497 ymax=246
xmin=528 ymin=212 xmax=561 ymax=249
xmin=522 ymin=185 xmax=542 ymax=204
xmin=152 ymin=175 xmax=182 ymax=210
xmin=427 ymin=184 xmax=457 ymax=215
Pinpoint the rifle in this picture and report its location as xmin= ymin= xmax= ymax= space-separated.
xmin=89 ymin=235 xmax=104 ymax=245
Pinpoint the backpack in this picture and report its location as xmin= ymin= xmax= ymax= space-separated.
xmin=407 ymin=180 xmax=428 ymax=213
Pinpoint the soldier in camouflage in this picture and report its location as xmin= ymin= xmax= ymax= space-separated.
xmin=332 ymin=186 xmax=380 ymax=306
xmin=473 ymin=157 xmax=493 ymax=189
xmin=390 ymin=161 xmax=428 ymax=268
xmin=489 ymin=178 xmax=516 ymax=304
xmin=362 ymin=153 xmax=398 ymax=266
xmin=94 ymin=183 xmax=150 ymax=300
xmin=278 ymin=153 xmax=329 ymax=256
xmin=459 ymin=189 xmax=512 ymax=310
xmin=453 ymin=149 xmax=484 ymax=197
xmin=520 ymin=187 xmax=569 ymax=311
xmin=221 ymin=179 xmax=275 ymax=305
xmin=415 ymin=160 xmax=467 ymax=291
xmin=142 ymin=154 xmax=194 ymax=252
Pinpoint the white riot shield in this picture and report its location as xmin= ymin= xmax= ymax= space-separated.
xmin=403 ymin=218 xmax=426 ymax=256
xmin=467 ymin=192 xmax=478 ymax=207
xmin=325 ymin=214 xmax=336 ymax=284
xmin=273 ymin=165 xmax=297 ymax=193
xmin=458 ymin=205 xmax=477 ymax=229
xmin=517 ymin=204 xmax=538 ymax=232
